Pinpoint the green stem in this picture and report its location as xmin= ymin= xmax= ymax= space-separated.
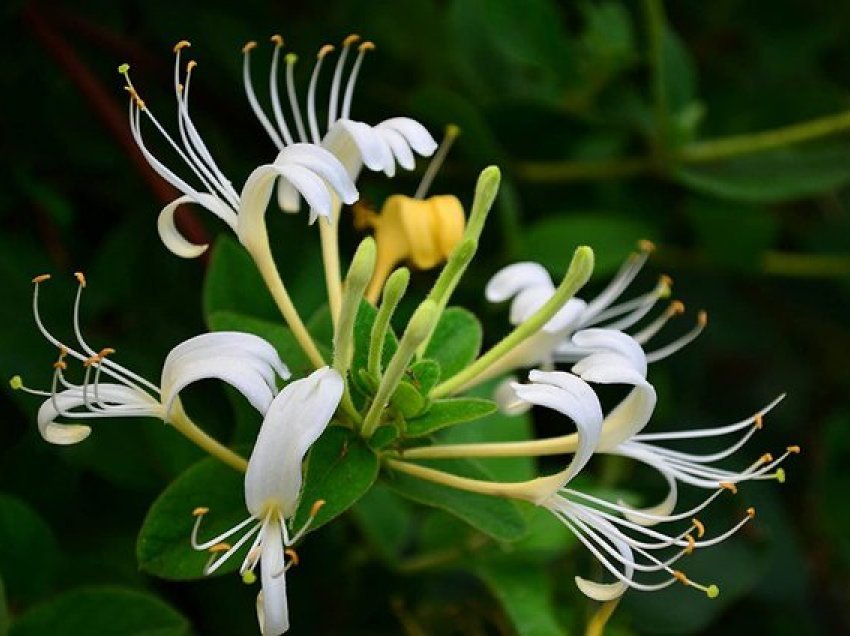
xmin=368 ymin=267 xmax=410 ymax=379
xmin=762 ymin=250 xmax=850 ymax=278
xmin=170 ymin=401 xmax=247 ymax=472
xmin=644 ymin=0 xmax=670 ymax=152
xmin=431 ymin=246 xmax=594 ymax=399
xmin=361 ymin=300 xmax=438 ymax=437
xmin=679 ymin=108 xmax=850 ymax=162
xmin=393 ymin=434 xmax=578 ymax=460
xmin=514 ymin=157 xmax=653 ymax=183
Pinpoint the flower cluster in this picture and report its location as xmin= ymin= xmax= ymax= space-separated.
xmin=12 ymin=34 xmax=796 ymax=634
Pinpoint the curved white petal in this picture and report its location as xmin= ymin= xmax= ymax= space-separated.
xmin=157 ymin=194 xmax=238 ymax=259
xmin=376 ymin=117 xmax=438 ymax=157
xmin=160 ymin=332 xmax=289 ymax=417
xmin=513 ymin=370 xmax=603 ymax=488
xmin=546 ymin=298 xmax=588 ymax=334
xmin=485 ymin=262 xmax=553 ymax=303
xmin=245 ymin=367 xmax=344 ymax=518
xmin=324 ymin=119 xmax=386 ymax=176
xmin=572 ymin=329 xmax=647 ymax=377
xmin=509 ymin=286 xmax=552 ymax=326
xmin=258 ymin=520 xmax=289 ymax=636
xmin=279 ymin=143 xmax=358 ymax=205
xmin=376 ymin=126 xmax=416 ymax=171
xmin=37 ymin=384 xmax=159 ymax=445
xmin=494 ymin=377 xmax=532 ymax=415
xmin=276 ymin=179 xmax=301 ymax=213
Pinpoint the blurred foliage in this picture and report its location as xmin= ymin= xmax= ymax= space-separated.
xmin=1 ymin=0 xmax=849 ymax=634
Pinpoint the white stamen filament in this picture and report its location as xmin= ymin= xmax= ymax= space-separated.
xmin=645 ymin=312 xmax=707 ymax=363
xmin=285 ymin=54 xmax=308 ymax=143
xmin=268 ymin=37 xmax=295 ymax=147
xmin=327 ymin=35 xmax=358 ymax=128
xmin=243 ymin=42 xmax=285 ymax=150
xmin=307 ymin=46 xmax=332 ymax=143
xmin=341 ymin=43 xmax=371 ymax=120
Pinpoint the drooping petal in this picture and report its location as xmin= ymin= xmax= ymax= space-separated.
xmin=485 ymin=262 xmax=553 ymax=303
xmin=276 ymin=179 xmax=301 ymax=214
xmin=573 ymin=513 xmax=633 ymax=601
xmin=160 ymin=332 xmax=289 ymax=418
xmin=375 ymin=117 xmax=438 ymax=157
xmin=513 ymin=370 xmax=603 ymax=488
xmin=376 ymin=126 xmax=416 ymax=172
xmin=258 ymin=519 xmax=289 ymax=636
xmin=571 ymin=329 xmax=648 ymax=378
xmin=323 ymin=119 xmax=388 ymax=177
xmin=157 ymin=194 xmax=239 ymax=259
xmin=37 ymin=384 xmax=159 ymax=445
xmin=245 ymin=367 xmax=344 ymax=518
xmin=279 ymin=143 xmax=358 ymax=205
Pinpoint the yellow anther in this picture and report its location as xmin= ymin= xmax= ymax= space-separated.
xmin=746 ymin=507 xmax=756 ymax=519
xmin=58 ymin=346 xmax=68 ymax=358
xmin=685 ymin=534 xmax=696 ymax=554
xmin=659 ymin=274 xmax=673 ymax=288
xmin=692 ymin=518 xmax=706 ymax=538
xmin=698 ymin=310 xmax=709 ymax=326
xmin=99 ymin=347 xmax=116 ymax=358
xmin=719 ymin=482 xmax=737 ymax=494
xmin=173 ymin=40 xmax=191 ymax=53
xmin=242 ymin=570 xmax=257 ymax=585
xmin=284 ymin=548 xmax=300 ymax=566
xmin=208 ymin=542 xmax=231 ymax=553
xmin=285 ymin=52 xmax=298 ymax=64
xmin=32 ymin=274 xmax=51 ymax=284
xmin=672 ymin=570 xmax=689 ymax=585
xmin=242 ymin=40 xmax=258 ymax=54
xmin=187 ymin=60 xmax=198 ymax=73
xmin=359 ymin=41 xmax=375 ymax=52
xmin=667 ymin=300 xmax=685 ymax=316
xmin=317 ymin=44 xmax=335 ymax=59
xmin=754 ymin=413 xmax=764 ymax=429
xmin=343 ymin=33 xmax=361 ymax=47
xmin=53 ymin=360 xmax=68 ymax=370
xmin=787 ymin=445 xmax=801 ymax=454
xmin=706 ymin=584 xmax=720 ymax=599
xmin=118 ymin=63 xmax=130 ymax=75
xmin=83 ymin=355 xmax=101 ymax=368
xmin=309 ymin=499 xmax=326 ymax=518
xmin=74 ymin=271 xmax=86 ymax=287
xmin=760 ymin=453 xmax=774 ymax=464
xmin=638 ymin=239 xmax=656 ymax=253
xmin=192 ymin=507 xmax=209 ymax=517
xmin=775 ymin=468 xmax=786 ymax=484
xmin=270 ymin=34 xmax=284 ymax=47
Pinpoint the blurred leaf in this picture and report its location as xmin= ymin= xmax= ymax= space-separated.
xmin=580 ymin=1 xmax=636 ymax=74
xmin=9 ymin=586 xmax=189 ymax=636
xmin=203 ymin=236 xmax=278 ymax=323
xmin=351 ymin=483 xmax=413 ymax=564
xmin=511 ymin=505 xmax=578 ymax=560
xmin=817 ymin=412 xmax=850 ymax=572
xmin=675 ymin=143 xmax=850 ymax=203
xmin=208 ymin=310 xmax=312 ymax=380
xmin=408 ymin=359 xmax=441 ymax=395
xmin=0 ymin=493 xmax=59 ymax=604
xmin=405 ymin=398 xmax=497 ymax=437
xmin=291 ymin=426 xmax=379 ymax=532
xmin=474 ymin=561 xmax=565 ymax=636
xmin=390 ymin=380 xmax=427 ymax=419
xmin=518 ymin=214 xmax=653 ymax=278
xmin=386 ymin=458 xmax=527 ymax=541
xmin=686 ymin=196 xmax=777 ymax=271
xmin=0 ymin=576 xmax=8 ymax=636
xmin=424 ymin=307 xmax=482 ymax=380
xmin=137 ymin=456 xmax=245 ymax=580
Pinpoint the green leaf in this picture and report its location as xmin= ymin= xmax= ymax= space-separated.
xmin=9 ymin=586 xmax=189 ymax=636
xmin=291 ymin=426 xmax=379 ymax=531
xmin=386 ymin=458 xmax=527 ymax=542
xmin=368 ymin=424 xmax=400 ymax=451
xmin=675 ymin=143 xmax=850 ymax=203
xmin=474 ymin=562 xmax=565 ymax=636
xmin=0 ymin=494 xmax=59 ymax=604
xmin=423 ymin=307 xmax=482 ymax=380
xmin=390 ymin=381 xmax=427 ymax=419
xmin=351 ymin=484 xmax=413 ymax=564
xmin=405 ymin=398 xmax=497 ymax=437
xmin=203 ymin=236 xmax=278 ymax=323
xmin=408 ymin=359 xmax=441 ymax=395
xmin=207 ymin=310 xmax=312 ymax=379
xmin=137 ymin=456 xmax=245 ymax=580
xmin=351 ymin=301 xmax=398 ymax=397
xmin=518 ymin=214 xmax=653 ymax=278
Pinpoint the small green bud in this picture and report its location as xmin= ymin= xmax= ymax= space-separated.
xmin=346 ymin=237 xmax=377 ymax=290
xmin=381 ymin=267 xmax=410 ymax=306
xmin=405 ymin=300 xmax=439 ymax=346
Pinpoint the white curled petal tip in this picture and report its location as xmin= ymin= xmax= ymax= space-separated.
xmin=572 ymin=329 xmax=647 ymax=377
xmin=494 ymin=377 xmax=532 ymax=415
xmin=485 ymin=262 xmax=554 ymax=303
xmin=376 ymin=126 xmax=416 ymax=171
xmin=377 ymin=117 xmax=438 ymax=156
xmin=157 ymin=193 xmax=237 ymax=259
xmin=37 ymin=407 xmax=92 ymax=445
xmin=326 ymin=119 xmax=386 ymax=172
xmin=574 ymin=576 xmax=628 ymax=602
xmin=274 ymin=164 xmax=333 ymax=220
xmin=279 ymin=143 xmax=359 ymax=205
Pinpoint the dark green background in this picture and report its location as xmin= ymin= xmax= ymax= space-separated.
xmin=1 ymin=0 xmax=848 ymax=634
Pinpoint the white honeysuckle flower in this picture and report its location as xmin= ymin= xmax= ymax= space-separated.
xmin=14 ymin=274 xmax=289 ymax=445
xmin=485 ymin=242 xmax=707 ymax=377
xmin=119 ymin=42 xmax=358 ymax=259
xmin=514 ymin=369 xmax=749 ymax=602
xmin=560 ymin=330 xmax=793 ymax=527
xmin=241 ymin=34 xmax=437 ymax=213
xmin=191 ymin=367 xmax=344 ymax=636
